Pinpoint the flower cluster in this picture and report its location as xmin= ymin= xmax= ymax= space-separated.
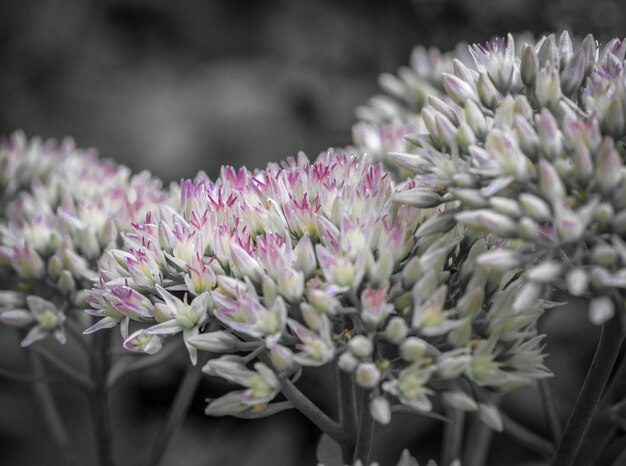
xmin=385 ymin=32 xmax=626 ymax=325
xmin=351 ymin=35 xmax=533 ymax=176
xmin=0 ymin=132 xmax=169 ymax=346
xmin=89 ymin=152 xmax=549 ymax=425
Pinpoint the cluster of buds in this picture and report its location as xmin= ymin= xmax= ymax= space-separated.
xmin=0 ymin=132 xmax=169 ymax=346
xmin=352 ymin=35 xmax=533 ymax=176
xmin=385 ymin=32 xmax=626 ymax=325
xmin=89 ymin=152 xmax=549 ymax=427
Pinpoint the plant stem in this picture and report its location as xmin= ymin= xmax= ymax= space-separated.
xmin=281 ymin=377 xmax=346 ymax=443
xmin=441 ymin=408 xmax=464 ymax=466
xmin=551 ymin=317 xmax=624 ymax=466
xmin=500 ymin=411 xmax=554 ymax=459
xmin=538 ymin=379 xmax=562 ymax=443
xmin=462 ymin=414 xmax=493 ymax=466
xmin=337 ymin=368 xmax=357 ymax=464
xmin=88 ymin=331 xmax=116 ymax=466
xmin=145 ymin=353 xmax=210 ymax=466
xmin=574 ymin=353 xmax=626 ymax=466
xmin=353 ymin=389 xmax=374 ymax=465
xmin=27 ymin=350 xmax=80 ymax=466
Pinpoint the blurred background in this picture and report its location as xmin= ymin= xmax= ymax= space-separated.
xmin=1 ymin=0 xmax=626 ymax=465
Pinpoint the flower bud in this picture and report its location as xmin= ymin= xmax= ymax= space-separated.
xmin=0 ymin=310 xmax=35 ymax=327
xmin=560 ymin=48 xmax=586 ymax=96
xmin=537 ymin=109 xmax=562 ymax=160
xmin=301 ymin=303 xmax=323 ymax=331
xmin=400 ymin=337 xmax=427 ymax=362
xmin=572 ymin=142 xmax=593 ymax=183
xmin=603 ymin=98 xmax=625 ymax=139
xmin=456 ymin=122 xmax=476 ymax=152
xmin=477 ymin=72 xmax=501 ymax=110
xmin=519 ymin=217 xmax=539 ymax=240
xmin=596 ymin=137 xmax=622 ymax=196
xmin=47 ymin=255 xmax=64 ymax=280
xmin=521 ymin=44 xmax=538 ymax=87
xmin=476 ymin=249 xmax=521 ymax=271
xmin=519 ymin=194 xmax=551 ymax=223
xmin=456 ymin=210 xmax=518 ymax=237
xmin=437 ymin=352 xmax=471 ymax=379
xmin=442 ymin=72 xmax=477 ymax=106
xmin=489 ymin=197 xmax=522 ymax=218
xmin=464 ymin=100 xmax=487 ymax=139
xmin=385 ymin=317 xmax=409 ymax=344
xmin=589 ymin=296 xmax=614 ymax=325
xmin=442 ymin=391 xmax=478 ymax=411
xmin=355 ymin=363 xmax=381 ymax=389
xmin=566 ymin=268 xmax=588 ymax=296
xmin=269 ymin=344 xmax=294 ymax=371
xmin=293 ymin=236 xmax=316 ymax=278
xmin=535 ymin=64 xmax=561 ymax=109
xmin=538 ymin=160 xmax=565 ymax=203
xmin=595 ymin=204 xmax=614 ymax=232
xmin=370 ymin=396 xmax=391 ymax=425
xmin=349 ymin=335 xmax=374 ymax=359
xmin=393 ymin=188 xmax=443 ymax=208
xmin=527 ymin=260 xmax=561 ymax=283
xmin=415 ymin=210 xmax=457 ymax=237
xmin=338 ymin=351 xmax=359 ymax=372
xmin=591 ymin=244 xmax=617 ymax=267
xmin=277 ymin=268 xmax=305 ymax=302
xmin=188 ymin=331 xmax=242 ymax=353
xmin=478 ymin=402 xmax=503 ymax=432
xmin=58 ymin=270 xmax=76 ymax=295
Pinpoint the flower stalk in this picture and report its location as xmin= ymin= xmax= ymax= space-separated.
xmin=146 ymin=352 xmax=210 ymax=466
xmin=551 ymin=315 xmax=624 ymax=466
xmin=88 ymin=331 xmax=116 ymax=466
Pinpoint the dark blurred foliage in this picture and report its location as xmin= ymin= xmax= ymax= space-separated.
xmin=1 ymin=1 xmax=626 ymax=465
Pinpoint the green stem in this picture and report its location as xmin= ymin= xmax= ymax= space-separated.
xmin=441 ymin=408 xmax=464 ymax=466
xmin=353 ymin=389 xmax=375 ymax=464
xmin=337 ymin=369 xmax=357 ymax=464
xmin=551 ymin=317 xmax=624 ymax=466
xmin=538 ymin=379 xmax=562 ymax=443
xmin=145 ymin=353 xmax=210 ymax=466
xmin=463 ymin=415 xmax=493 ymax=466
xmin=27 ymin=350 xmax=80 ymax=466
xmin=280 ymin=377 xmax=346 ymax=443
xmin=88 ymin=331 xmax=116 ymax=466
xmin=574 ymin=354 xmax=626 ymax=466
xmin=501 ymin=411 xmax=554 ymax=459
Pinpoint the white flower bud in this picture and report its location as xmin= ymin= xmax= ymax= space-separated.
xmin=370 ymin=396 xmax=391 ymax=425
xmin=270 ymin=344 xmax=294 ymax=371
xmin=386 ymin=317 xmax=409 ymax=344
xmin=349 ymin=335 xmax=374 ymax=359
xmin=338 ymin=351 xmax=359 ymax=372
xmin=589 ymin=297 xmax=614 ymax=325
xmin=566 ymin=268 xmax=588 ymax=296
xmin=478 ymin=402 xmax=503 ymax=432
xmin=400 ymin=337 xmax=427 ymax=362
xmin=527 ymin=260 xmax=561 ymax=283
xmin=442 ymin=391 xmax=478 ymax=411
xmin=355 ymin=363 xmax=381 ymax=389
xmin=519 ymin=194 xmax=551 ymax=223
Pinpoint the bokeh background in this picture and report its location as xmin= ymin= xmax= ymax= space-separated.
xmin=1 ymin=1 xmax=626 ymax=465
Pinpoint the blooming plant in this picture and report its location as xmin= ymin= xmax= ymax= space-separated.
xmin=1 ymin=30 xmax=626 ymax=466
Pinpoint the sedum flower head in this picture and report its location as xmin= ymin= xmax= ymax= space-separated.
xmin=0 ymin=132 xmax=168 ymax=347
xmin=386 ymin=32 xmax=626 ymax=325
xmin=90 ymin=152 xmax=549 ymax=425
